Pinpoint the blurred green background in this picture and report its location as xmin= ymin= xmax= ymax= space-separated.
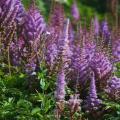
xmin=21 ymin=0 xmax=120 ymax=23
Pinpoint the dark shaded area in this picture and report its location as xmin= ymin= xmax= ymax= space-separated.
xmin=80 ymin=0 xmax=107 ymax=13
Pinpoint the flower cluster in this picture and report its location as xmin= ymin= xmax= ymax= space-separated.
xmin=105 ymin=76 xmax=120 ymax=100
xmin=0 ymin=0 xmax=46 ymax=74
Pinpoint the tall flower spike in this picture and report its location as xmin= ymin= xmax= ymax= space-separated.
xmin=69 ymin=36 xmax=91 ymax=85
xmin=101 ymin=20 xmax=111 ymax=46
xmin=0 ymin=0 xmax=25 ymax=27
xmin=48 ymin=1 xmax=64 ymax=31
xmin=71 ymin=0 xmax=80 ymax=21
xmin=105 ymin=76 xmax=120 ymax=100
xmin=112 ymin=39 xmax=120 ymax=62
xmin=85 ymin=72 xmax=102 ymax=112
xmin=94 ymin=16 xmax=99 ymax=35
xmin=10 ymin=37 xmax=25 ymax=66
xmin=45 ymin=42 xmax=58 ymax=70
xmin=15 ymin=0 xmax=26 ymax=26
xmin=58 ymin=18 xmax=72 ymax=69
xmin=27 ymin=4 xmax=46 ymax=50
xmin=22 ymin=3 xmax=46 ymax=74
xmin=90 ymin=51 xmax=112 ymax=81
xmin=54 ymin=67 xmax=66 ymax=101
xmin=23 ymin=4 xmax=46 ymax=44
xmin=112 ymin=29 xmax=120 ymax=62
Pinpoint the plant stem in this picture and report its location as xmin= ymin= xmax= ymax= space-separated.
xmin=8 ymin=46 xmax=11 ymax=76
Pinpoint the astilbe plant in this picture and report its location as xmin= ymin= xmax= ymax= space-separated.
xmin=0 ymin=0 xmax=25 ymax=73
xmin=54 ymin=18 xmax=73 ymax=120
xmin=21 ymin=3 xmax=45 ymax=74
xmin=0 ymin=0 xmax=46 ymax=75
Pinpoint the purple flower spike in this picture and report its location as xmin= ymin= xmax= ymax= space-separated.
xmin=10 ymin=37 xmax=25 ymax=66
xmin=48 ymin=1 xmax=64 ymax=31
xmin=58 ymin=19 xmax=73 ymax=68
xmin=54 ymin=68 xmax=66 ymax=101
xmin=112 ymin=39 xmax=120 ymax=62
xmin=101 ymin=20 xmax=111 ymax=45
xmin=15 ymin=0 xmax=26 ymax=25
xmin=85 ymin=72 xmax=102 ymax=112
xmin=45 ymin=43 xmax=58 ymax=69
xmin=0 ymin=0 xmax=25 ymax=26
xmin=94 ymin=16 xmax=99 ymax=35
xmin=71 ymin=0 xmax=80 ymax=21
xmin=23 ymin=4 xmax=46 ymax=45
xmin=90 ymin=51 xmax=112 ymax=80
xmin=105 ymin=76 xmax=120 ymax=100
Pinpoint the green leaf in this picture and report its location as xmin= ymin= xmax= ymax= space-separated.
xmin=31 ymin=107 xmax=41 ymax=115
xmin=40 ymin=79 xmax=45 ymax=90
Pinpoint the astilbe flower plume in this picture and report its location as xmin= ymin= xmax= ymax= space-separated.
xmin=23 ymin=4 xmax=45 ymax=47
xmin=71 ymin=0 xmax=80 ymax=21
xmin=55 ymin=67 xmax=66 ymax=101
xmin=54 ymin=67 xmax=66 ymax=119
xmin=70 ymin=37 xmax=95 ymax=85
xmin=10 ymin=37 xmax=25 ymax=65
xmin=58 ymin=19 xmax=73 ymax=69
xmin=105 ymin=76 xmax=120 ymax=100
xmin=101 ymin=20 xmax=111 ymax=45
xmin=15 ymin=0 xmax=25 ymax=25
xmin=22 ymin=3 xmax=46 ymax=74
xmin=0 ymin=0 xmax=25 ymax=27
xmin=48 ymin=1 xmax=64 ymax=31
xmin=45 ymin=42 xmax=58 ymax=70
xmin=112 ymin=39 xmax=120 ymax=62
xmin=90 ymin=51 xmax=112 ymax=82
xmin=93 ymin=16 xmax=99 ymax=35
xmin=85 ymin=72 xmax=102 ymax=112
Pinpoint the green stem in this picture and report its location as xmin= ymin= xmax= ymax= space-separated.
xmin=8 ymin=46 xmax=11 ymax=76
